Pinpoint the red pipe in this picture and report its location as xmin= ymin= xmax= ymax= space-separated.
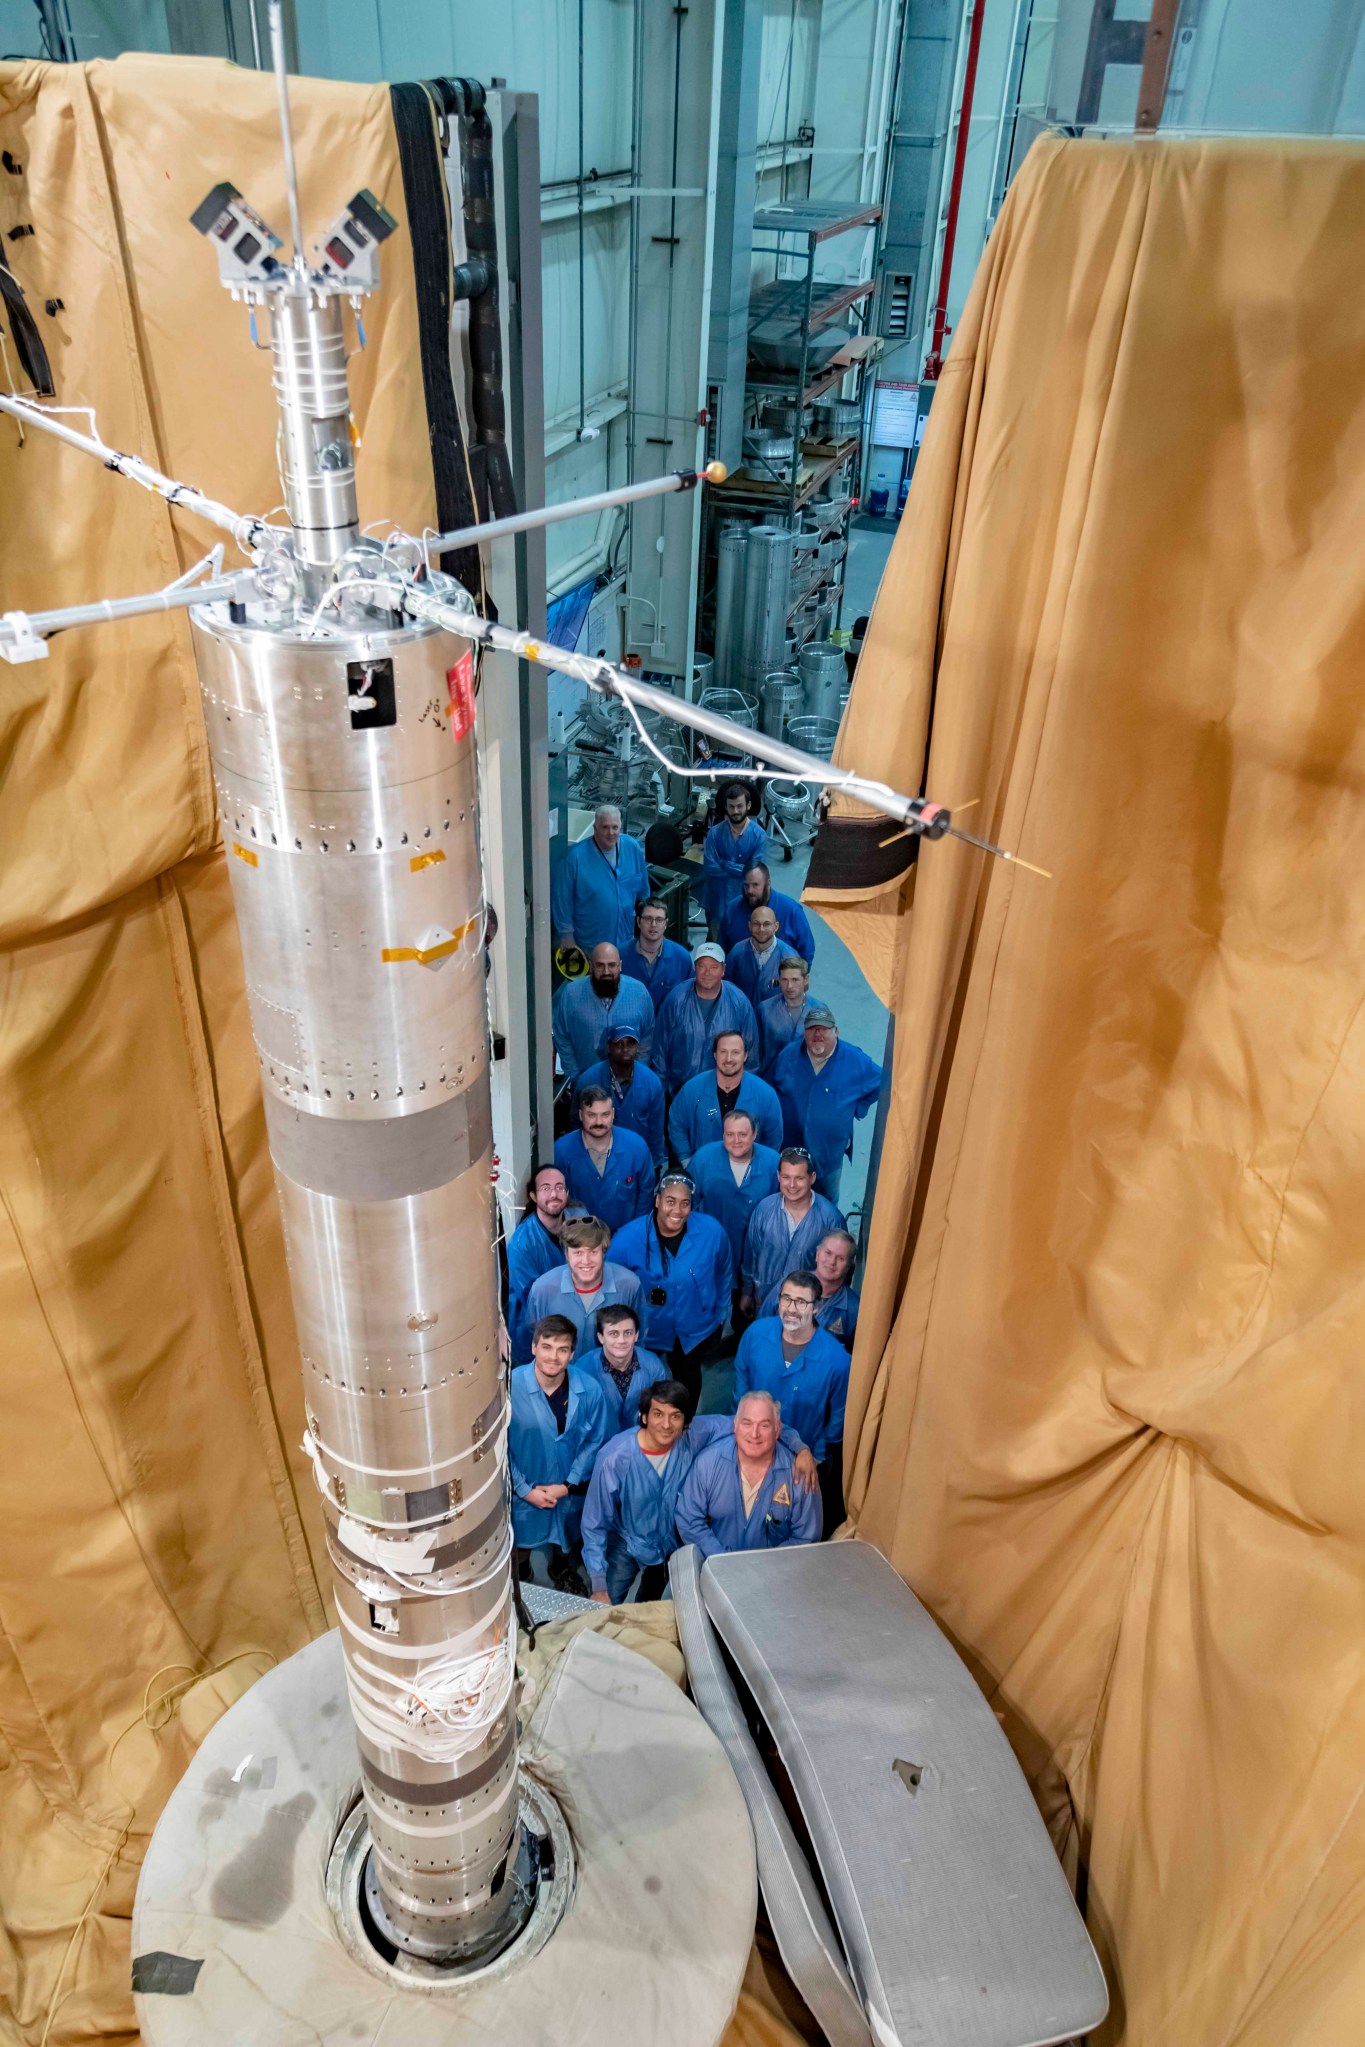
xmin=923 ymin=0 xmax=986 ymax=382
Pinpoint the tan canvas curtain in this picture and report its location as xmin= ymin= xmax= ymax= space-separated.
xmin=0 ymin=52 xmax=446 ymax=2046
xmin=809 ymin=134 xmax=1365 ymax=2044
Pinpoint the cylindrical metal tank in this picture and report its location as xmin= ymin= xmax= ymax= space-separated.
xmin=192 ymin=604 xmax=518 ymax=1965
xmin=798 ymin=639 xmax=845 ymax=721
xmin=714 ymin=522 xmax=748 ymax=688
xmin=760 ymin=668 xmax=802 ymax=740
xmin=739 ymin=525 xmax=793 ymax=694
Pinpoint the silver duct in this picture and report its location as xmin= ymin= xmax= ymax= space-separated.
xmin=738 ymin=523 xmax=793 ymax=696
xmin=714 ymin=520 xmax=749 ymax=688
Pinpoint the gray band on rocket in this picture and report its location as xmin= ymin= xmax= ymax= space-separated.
xmin=264 ymin=1087 xmax=494 ymax=1201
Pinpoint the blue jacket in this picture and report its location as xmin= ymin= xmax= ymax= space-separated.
xmin=740 ymin=1190 xmax=846 ymax=1301
xmin=702 ymin=817 xmax=768 ymax=919
xmin=507 ymin=1363 xmax=612 ymax=1549
xmin=756 ymin=993 xmax=822 ymax=1079
xmin=719 ymin=889 xmax=815 ymax=962
xmin=521 ymin=1261 xmax=647 ymax=1361
xmin=621 ymin=937 xmax=694 ymax=1013
xmin=506 ymin=1214 xmax=566 ymax=1357
xmin=690 ymin=1141 xmax=781 ymax=1266
xmin=651 ymin=982 xmax=758 ymax=1094
xmin=669 ymin=1069 xmax=783 ymax=1165
xmin=609 ymin=1211 xmax=734 ymax=1354
xmin=580 ymin=1413 xmax=809 ymax=1587
xmin=575 ymin=1059 xmax=666 ymax=1171
xmin=552 ymin=975 xmax=657 ymax=1078
xmin=759 ymin=1277 xmax=860 ymax=1351
xmin=732 ymin=1316 xmax=850 ymax=1461
xmin=772 ymin=1039 xmax=883 ymax=1183
xmin=676 ymin=1436 xmax=821 ymax=1557
xmin=551 ymin=832 xmax=649 ymax=950
xmin=576 ymin=1344 xmax=669 ymax=1435
xmin=724 ymin=938 xmax=785 ymax=1009
xmin=553 ymin=1128 xmax=655 ymax=1235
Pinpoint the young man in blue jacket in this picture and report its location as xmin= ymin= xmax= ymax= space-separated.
xmin=522 ymin=1215 xmax=646 ymax=1360
xmin=504 ymin=1162 xmax=568 ymax=1358
xmin=772 ymin=1003 xmax=883 ymax=1206
xmin=621 ymin=897 xmax=693 ymax=1013
xmin=554 ymin=1086 xmax=655 ymax=1235
xmin=668 ymin=1027 xmax=782 ymax=1166
xmin=609 ymin=1173 xmax=734 ymax=1403
xmin=575 ymin=1022 xmax=666 ymax=1172
xmin=508 ymin=1314 xmax=612 ymax=1592
xmin=676 ymin=1389 xmax=822 ymax=1557
xmin=582 ymin=1377 xmax=820 ymax=1603
xmin=724 ymin=904 xmax=785 ymax=1009
xmin=702 ymin=781 xmax=767 ymax=931
xmin=576 ymin=1302 xmax=668 ymax=1434
xmin=757 ymin=955 xmax=821 ymax=1079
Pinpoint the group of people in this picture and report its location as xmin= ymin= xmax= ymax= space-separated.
xmin=506 ymin=790 xmax=885 ymax=1598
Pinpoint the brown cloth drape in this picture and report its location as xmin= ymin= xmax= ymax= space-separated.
xmin=809 ymin=134 xmax=1365 ymax=2044
xmin=0 ymin=53 xmax=442 ymax=2045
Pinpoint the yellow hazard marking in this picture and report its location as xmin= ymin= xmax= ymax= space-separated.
xmin=409 ymin=849 xmax=447 ymax=872
xmin=523 ymin=641 xmax=540 ymax=661
xmin=381 ymin=914 xmax=479 ymax=966
xmin=233 ymin=842 xmax=259 ymax=867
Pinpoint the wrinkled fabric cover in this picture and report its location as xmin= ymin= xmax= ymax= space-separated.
xmin=0 ymin=52 xmax=441 ymax=2046
xmin=808 ymin=135 xmax=1365 ymax=2045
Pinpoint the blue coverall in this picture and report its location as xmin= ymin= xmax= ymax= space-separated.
xmin=702 ymin=816 xmax=768 ymax=921
xmin=521 ymin=1262 xmax=647 ymax=1361
xmin=608 ymin=1211 xmax=734 ymax=1356
xmin=731 ymin=1316 xmax=850 ymax=1461
xmin=675 ymin=1437 xmax=822 ymax=1557
xmin=759 ymin=1277 xmax=860 ymax=1351
xmin=740 ymin=1190 xmax=846 ymax=1304
xmin=575 ymin=1344 xmax=669 ymax=1434
xmin=552 ymin=975 xmax=657 ymax=1078
xmin=507 ymin=1363 xmax=611 ymax=1550
xmin=667 ymin=1068 xmax=783 ymax=1165
xmin=553 ymin=1128 xmax=655 ymax=1235
xmin=756 ymin=992 xmax=822 ymax=1079
xmin=550 ymin=831 xmax=649 ymax=950
xmin=581 ymin=1413 xmax=810 ymax=1599
xmin=621 ymin=937 xmax=694 ymax=1013
xmin=724 ymin=938 xmax=785 ymax=1008
xmin=689 ymin=1141 xmax=781 ymax=1268
xmin=505 ymin=1214 xmax=566 ymax=1359
xmin=574 ymin=1058 xmax=667 ymax=1172
xmin=772 ymin=1038 xmax=884 ymax=1205
xmin=651 ymin=982 xmax=758 ymax=1094
xmin=719 ymin=888 xmax=816 ymax=962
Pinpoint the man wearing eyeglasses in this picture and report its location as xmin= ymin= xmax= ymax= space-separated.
xmin=731 ymin=1270 xmax=848 ymax=1539
xmin=738 ymin=1146 xmax=845 ymax=1318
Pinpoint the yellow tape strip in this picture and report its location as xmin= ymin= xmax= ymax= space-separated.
xmin=409 ymin=849 xmax=447 ymax=872
xmin=381 ymin=915 xmax=479 ymax=966
xmin=233 ymin=842 xmax=259 ymax=868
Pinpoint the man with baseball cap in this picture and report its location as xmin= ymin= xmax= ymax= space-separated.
xmin=574 ymin=1021 xmax=666 ymax=1172
xmin=651 ymin=940 xmax=758 ymax=1094
xmin=771 ymin=1003 xmax=883 ymax=1207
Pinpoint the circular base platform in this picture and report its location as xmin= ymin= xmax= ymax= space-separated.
xmin=133 ymin=1628 xmax=756 ymax=2046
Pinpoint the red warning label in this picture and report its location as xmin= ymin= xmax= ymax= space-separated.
xmin=446 ymin=652 xmax=476 ymax=740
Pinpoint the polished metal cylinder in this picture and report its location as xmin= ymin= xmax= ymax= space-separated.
xmin=191 ymin=606 xmax=519 ymax=1962
xmin=714 ymin=522 xmax=748 ymax=689
xmin=738 ymin=524 xmax=792 ymax=694
xmin=798 ymin=638 xmax=845 ymax=721
xmin=270 ymin=289 xmax=360 ymax=590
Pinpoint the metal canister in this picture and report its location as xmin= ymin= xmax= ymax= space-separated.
xmin=798 ymin=638 xmax=846 ymax=721
xmin=760 ymin=667 xmax=803 ymax=740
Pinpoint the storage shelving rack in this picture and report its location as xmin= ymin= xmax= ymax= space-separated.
xmin=706 ymin=198 xmax=882 ymax=654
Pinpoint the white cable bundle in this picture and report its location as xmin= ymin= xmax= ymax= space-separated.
xmin=345 ymin=1630 xmax=517 ymax=1765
